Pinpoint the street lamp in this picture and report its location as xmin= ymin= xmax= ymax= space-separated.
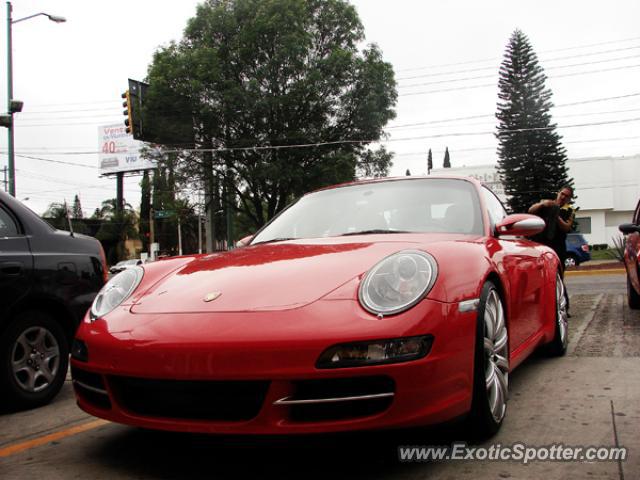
xmin=5 ymin=2 xmax=66 ymax=197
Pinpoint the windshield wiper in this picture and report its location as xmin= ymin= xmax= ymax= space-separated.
xmin=340 ymin=229 xmax=410 ymax=236
xmin=251 ymin=237 xmax=297 ymax=245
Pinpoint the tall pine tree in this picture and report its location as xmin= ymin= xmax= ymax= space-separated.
xmin=427 ymin=148 xmax=433 ymax=174
xmin=443 ymin=147 xmax=451 ymax=168
xmin=496 ymin=30 xmax=573 ymax=213
xmin=72 ymin=194 xmax=83 ymax=219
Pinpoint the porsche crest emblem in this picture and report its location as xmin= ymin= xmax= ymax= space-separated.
xmin=203 ymin=291 xmax=222 ymax=302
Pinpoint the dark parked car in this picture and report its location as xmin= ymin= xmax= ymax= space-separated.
xmin=0 ymin=191 xmax=107 ymax=409
xmin=565 ymin=233 xmax=591 ymax=268
xmin=619 ymin=199 xmax=640 ymax=309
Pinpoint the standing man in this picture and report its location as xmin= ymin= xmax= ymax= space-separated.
xmin=528 ymin=186 xmax=576 ymax=275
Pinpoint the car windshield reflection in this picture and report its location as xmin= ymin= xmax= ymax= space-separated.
xmin=251 ymin=178 xmax=484 ymax=244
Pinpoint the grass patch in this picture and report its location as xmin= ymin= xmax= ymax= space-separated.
xmin=590 ymin=248 xmax=619 ymax=261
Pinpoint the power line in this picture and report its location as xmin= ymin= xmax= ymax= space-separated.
xmin=391 ymin=135 xmax=640 ymax=157
xmin=16 ymin=154 xmax=99 ymax=169
xmin=398 ymin=47 xmax=640 ymax=82
xmin=396 ymin=36 xmax=640 ymax=73
xmin=398 ymin=55 xmax=640 ymax=88
xmin=27 ymin=100 xmax=119 ymax=108
xmin=400 ymin=64 xmax=640 ymax=96
xmin=16 ymin=119 xmax=122 ymax=128
xmin=4 ymin=114 xmax=639 ymax=157
xmin=16 ymin=46 xmax=640 ymax=122
xmin=386 ymin=107 xmax=640 ymax=131
xmin=21 ymin=106 xmax=120 ymax=115
xmin=18 ymin=113 xmax=124 ymax=123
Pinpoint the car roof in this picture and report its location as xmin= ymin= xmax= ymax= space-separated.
xmin=308 ymin=174 xmax=483 ymax=195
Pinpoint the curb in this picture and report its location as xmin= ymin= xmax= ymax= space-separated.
xmin=565 ymin=268 xmax=625 ymax=277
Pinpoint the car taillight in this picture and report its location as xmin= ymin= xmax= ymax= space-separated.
xmin=581 ymin=244 xmax=590 ymax=252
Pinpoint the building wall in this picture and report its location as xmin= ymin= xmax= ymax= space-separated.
xmin=430 ymin=154 xmax=640 ymax=246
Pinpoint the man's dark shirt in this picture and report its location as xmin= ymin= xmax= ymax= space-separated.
xmin=531 ymin=204 xmax=569 ymax=261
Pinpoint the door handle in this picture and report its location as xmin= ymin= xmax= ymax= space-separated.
xmin=0 ymin=262 xmax=22 ymax=276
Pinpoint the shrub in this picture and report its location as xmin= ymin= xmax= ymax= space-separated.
xmin=610 ymin=235 xmax=625 ymax=262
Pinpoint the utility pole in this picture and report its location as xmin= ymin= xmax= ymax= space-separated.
xmin=6 ymin=2 xmax=15 ymax=196
xmin=149 ymin=206 xmax=155 ymax=260
xmin=5 ymin=2 xmax=65 ymax=197
xmin=198 ymin=214 xmax=203 ymax=254
xmin=203 ymin=151 xmax=216 ymax=253
xmin=116 ymin=172 xmax=124 ymax=214
xmin=177 ymin=216 xmax=183 ymax=256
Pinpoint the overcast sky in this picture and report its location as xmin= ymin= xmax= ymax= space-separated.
xmin=1 ymin=0 xmax=639 ymax=215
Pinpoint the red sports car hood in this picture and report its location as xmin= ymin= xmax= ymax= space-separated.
xmin=130 ymin=234 xmax=470 ymax=314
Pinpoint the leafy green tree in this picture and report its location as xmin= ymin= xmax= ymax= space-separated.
xmin=496 ymin=29 xmax=573 ymax=213
xmin=356 ymin=146 xmax=393 ymax=179
xmin=94 ymin=199 xmax=139 ymax=264
xmin=42 ymin=203 xmax=68 ymax=230
xmin=43 ymin=201 xmax=88 ymax=234
xmin=443 ymin=147 xmax=451 ymax=168
xmin=147 ymin=157 xmax=201 ymax=254
xmin=143 ymin=0 xmax=397 ymax=236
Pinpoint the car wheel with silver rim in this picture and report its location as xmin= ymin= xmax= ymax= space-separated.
xmin=0 ymin=311 xmax=69 ymax=410
xmin=546 ymin=272 xmax=569 ymax=356
xmin=564 ymin=255 xmax=577 ymax=268
xmin=468 ymin=281 xmax=509 ymax=438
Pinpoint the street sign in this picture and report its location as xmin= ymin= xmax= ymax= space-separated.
xmin=154 ymin=210 xmax=175 ymax=219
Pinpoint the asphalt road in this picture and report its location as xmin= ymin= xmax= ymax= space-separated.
xmin=1 ymin=272 xmax=638 ymax=480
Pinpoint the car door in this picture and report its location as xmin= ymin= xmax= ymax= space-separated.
xmin=0 ymin=203 xmax=34 ymax=316
xmin=481 ymin=187 xmax=545 ymax=351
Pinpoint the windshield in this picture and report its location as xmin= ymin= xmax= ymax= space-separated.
xmin=252 ymin=178 xmax=483 ymax=244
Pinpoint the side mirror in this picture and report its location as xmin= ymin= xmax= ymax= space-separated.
xmin=236 ymin=234 xmax=254 ymax=248
xmin=496 ymin=214 xmax=545 ymax=237
xmin=619 ymin=223 xmax=640 ymax=235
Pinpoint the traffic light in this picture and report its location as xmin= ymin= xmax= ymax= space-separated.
xmin=122 ymin=90 xmax=134 ymax=135
xmin=119 ymin=78 xmax=194 ymax=144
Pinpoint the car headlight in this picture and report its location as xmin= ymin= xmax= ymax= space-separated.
xmin=316 ymin=335 xmax=434 ymax=368
xmin=358 ymin=250 xmax=437 ymax=316
xmin=90 ymin=267 xmax=143 ymax=320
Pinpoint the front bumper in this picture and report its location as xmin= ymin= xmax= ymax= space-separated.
xmin=71 ymin=297 xmax=477 ymax=434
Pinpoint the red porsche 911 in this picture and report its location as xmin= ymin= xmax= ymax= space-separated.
xmin=71 ymin=176 xmax=568 ymax=438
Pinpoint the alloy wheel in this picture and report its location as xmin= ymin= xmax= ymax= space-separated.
xmin=483 ymin=289 xmax=509 ymax=423
xmin=11 ymin=326 xmax=61 ymax=393
xmin=556 ymin=274 xmax=569 ymax=348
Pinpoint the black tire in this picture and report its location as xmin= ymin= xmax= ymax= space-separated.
xmin=546 ymin=273 xmax=569 ymax=357
xmin=0 ymin=311 xmax=69 ymax=410
xmin=467 ymin=281 xmax=508 ymax=439
xmin=628 ymin=275 xmax=640 ymax=310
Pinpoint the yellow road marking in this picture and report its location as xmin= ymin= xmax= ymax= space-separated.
xmin=0 ymin=419 xmax=109 ymax=458
xmin=565 ymin=268 xmax=625 ymax=276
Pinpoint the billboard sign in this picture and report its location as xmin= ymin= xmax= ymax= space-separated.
xmin=98 ymin=124 xmax=156 ymax=175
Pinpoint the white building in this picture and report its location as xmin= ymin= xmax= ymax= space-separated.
xmin=430 ymin=154 xmax=640 ymax=247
